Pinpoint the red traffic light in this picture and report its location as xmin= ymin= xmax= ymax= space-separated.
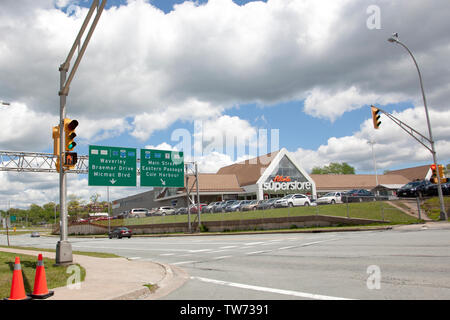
xmin=430 ymin=164 xmax=436 ymax=171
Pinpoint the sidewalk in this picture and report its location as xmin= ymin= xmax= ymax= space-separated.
xmin=0 ymin=247 xmax=189 ymax=300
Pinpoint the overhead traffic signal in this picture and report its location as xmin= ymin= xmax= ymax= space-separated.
xmin=430 ymin=164 xmax=437 ymax=184
xmin=63 ymin=118 xmax=78 ymax=169
xmin=52 ymin=125 xmax=61 ymax=173
xmin=371 ymin=105 xmax=381 ymax=129
xmin=438 ymin=164 xmax=447 ymax=183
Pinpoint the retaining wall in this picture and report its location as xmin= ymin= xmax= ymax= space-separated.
xmin=55 ymin=215 xmax=388 ymax=235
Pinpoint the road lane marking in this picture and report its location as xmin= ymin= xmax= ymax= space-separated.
xmin=173 ymin=260 xmax=198 ymax=265
xmin=160 ymin=253 xmax=175 ymax=256
xmin=245 ymin=251 xmax=265 ymax=255
xmin=208 ymin=249 xmax=228 ymax=253
xmin=127 ymin=257 xmax=141 ymax=260
xmin=245 ymin=242 xmax=265 ymax=245
xmin=220 ymin=246 xmax=237 ymax=249
xmin=278 ymin=246 xmax=295 ymax=250
xmin=189 ymin=249 xmax=212 ymax=253
xmin=212 ymin=256 xmax=232 ymax=260
xmin=191 ymin=276 xmax=354 ymax=300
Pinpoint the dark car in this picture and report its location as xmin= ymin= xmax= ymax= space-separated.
xmin=397 ymin=180 xmax=433 ymax=198
xmin=257 ymin=198 xmax=279 ymax=210
xmin=214 ymin=200 xmax=236 ymax=213
xmin=109 ymin=227 xmax=132 ymax=239
xmin=343 ymin=189 xmax=376 ymax=203
xmin=424 ymin=181 xmax=450 ymax=197
xmin=175 ymin=207 xmax=188 ymax=215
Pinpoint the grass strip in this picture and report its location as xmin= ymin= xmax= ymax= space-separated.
xmin=0 ymin=245 xmax=120 ymax=259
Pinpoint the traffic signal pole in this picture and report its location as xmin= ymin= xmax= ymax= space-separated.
xmin=55 ymin=0 xmax=107 ymax=265
xmin=56 ymin=67 xmax=72 ymax=265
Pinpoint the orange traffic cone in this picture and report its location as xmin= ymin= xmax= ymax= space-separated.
xmin=4 ymin=257 xmax=31 ymax=300
xmin=30 ymin=254 xmax=54 ymax=299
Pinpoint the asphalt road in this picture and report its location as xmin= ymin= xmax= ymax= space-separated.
xmin=1 ymin=225 xmax=450 ymax=300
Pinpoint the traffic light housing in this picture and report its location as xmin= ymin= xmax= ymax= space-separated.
xmin=371 ymin=105 xmax=381 ymax=129
xmin=64 ymin=118 xmax=78 ymax=152
xmin=438 ymin=164 xmax=447 ymax=183
xmin=63 ymin=118 xmax=78 ymax=169
xmin=430 ymin=164 xmax=437 ymax=184
xmin=53 ymin=125 xmax=61 ymax=173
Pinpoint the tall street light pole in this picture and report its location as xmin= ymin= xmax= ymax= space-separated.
xmin=388 ymin=33 xmax=447 ymax=221
xmin=368 ymin=140 xmax=379 ymax=193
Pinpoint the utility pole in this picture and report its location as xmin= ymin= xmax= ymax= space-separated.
xmin=195 ymin=162 xmax=201 ymax=228
xmin=388 ymin=33 xmax=447 ymax=221
xmin=56 ymin=0 xmax=107 ymax=265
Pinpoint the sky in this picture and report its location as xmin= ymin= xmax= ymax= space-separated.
xmin=1 ymin=0 xmax=449 ymax=209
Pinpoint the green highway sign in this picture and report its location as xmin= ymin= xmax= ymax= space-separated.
xmin=140 ymin=149 xmax=184 ymax=187
xmin=88 ymin=145 xmax=137 ymax=186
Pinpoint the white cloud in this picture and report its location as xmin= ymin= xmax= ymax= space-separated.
xmin=303 ymin=86 xmax=406 ymax=122
xmin=0 ymin=103 xmax=57 ymax=151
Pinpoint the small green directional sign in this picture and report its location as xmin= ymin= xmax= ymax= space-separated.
xmin=140 ymin=149 xmax=184 ymax=187
xmin=88 ymin=145 xmax=137 ymax=187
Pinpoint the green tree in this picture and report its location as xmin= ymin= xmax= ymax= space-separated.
xmin=311 ymin=162 xmax=355 ymax=174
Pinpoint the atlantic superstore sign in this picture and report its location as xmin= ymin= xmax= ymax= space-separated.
xmin=262 ymin=175 xmax=312 ymax=191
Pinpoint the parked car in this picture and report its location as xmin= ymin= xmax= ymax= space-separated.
xmin=30 ymin=232 xmax=40 ymax=238
xmin=129 ymin=208 xmax=149 ymax=218
xmin=225 ymin=200 xmax=251 ymax=212
xmin=202 ymin=202 xmax=218 ymax=213
xmin=342 ymin=189 xmax=376 ymax=202
xmin=397 ymin=180 xmax=433 ymax=198
xmin=174 ymin=207 xmax=188 ymax=215
xmin=108 ymin=227 xmax=132 ymax=239
xmin=189 ymin=203 xmax=207 ymax=214
xmin=214 ymin=200 xmax=236 ymax=213
xmin=117 ymin=211 xmax=129 ymax=219
xmin=257 ymin=198 xmax=279 ymax=210
xmin=156 ymin=206 xmax=175 ymax=215
xmin=241 ymin=200 xmax=261 ymax=211
xmin=145 ymin=208 xmax=159 ymax=216
xmin=423 ymin=181 xmax=450 ymax=196
xmin=316 ymin=192 xmax=343 ymax=205
xmin=274 ymin=194 xmax=311 ymax=208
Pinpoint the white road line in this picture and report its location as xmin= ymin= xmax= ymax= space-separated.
xmin=191 ymin=276 xmax=354 ymax=300
xmin=245 ymin=251 xmax=265 ymax=255
xmin=220 ymin=246 xmax=237 ymax=249
xmin=127 ymin=257 xmax=141 ymax=260
xmin=245 ymin=242 xmax=265 ymax=245
xmin=208 ymin=249 xmax=228 ymax=254
xmin=300 ymin=238 xmax=340 ymax=247
xmin=189 ymin=249 xmax=212 ymax=253
xmin=278 ymin=246 xmax=295 ymax=250
xmin=160 ymin=253 xmax=175 ymax=256
xmin=172 ymin=260 xmax=198 ymax=265
xmin=212 ymin=256 xmax=232 ymax=260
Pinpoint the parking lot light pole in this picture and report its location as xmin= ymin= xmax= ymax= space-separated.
xmin=388 ymin=33 xmax=447 ymax=221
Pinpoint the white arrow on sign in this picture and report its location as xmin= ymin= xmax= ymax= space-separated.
xmin=110 ymin=179 xmax=116 ymax=185
xmin=160 ymin=179 xmax=166 ymax=186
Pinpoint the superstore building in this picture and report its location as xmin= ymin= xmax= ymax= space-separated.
xmin=111 ymin=148 xmax=430 ymax=214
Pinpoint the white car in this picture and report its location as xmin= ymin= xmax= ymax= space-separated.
xmin=274 ymin=194 xmax=311 ymax=207
xmin=316 ymin=192 xmax=343 ymax=205
xmin=156 ymin=206 xmax=175 ymax=216
xmin=129 ymin=208 xmax=149 ymax=218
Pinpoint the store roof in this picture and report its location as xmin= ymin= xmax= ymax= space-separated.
xmin=185 ymin=173 xmax=244 ymax=193
xmin=216 ymin=150 xmax=279 ymax=186
xmin=310 ymin=174 xmax=410 ymax=191
xmin=385 ymin=165 xmax=431 ymax=181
